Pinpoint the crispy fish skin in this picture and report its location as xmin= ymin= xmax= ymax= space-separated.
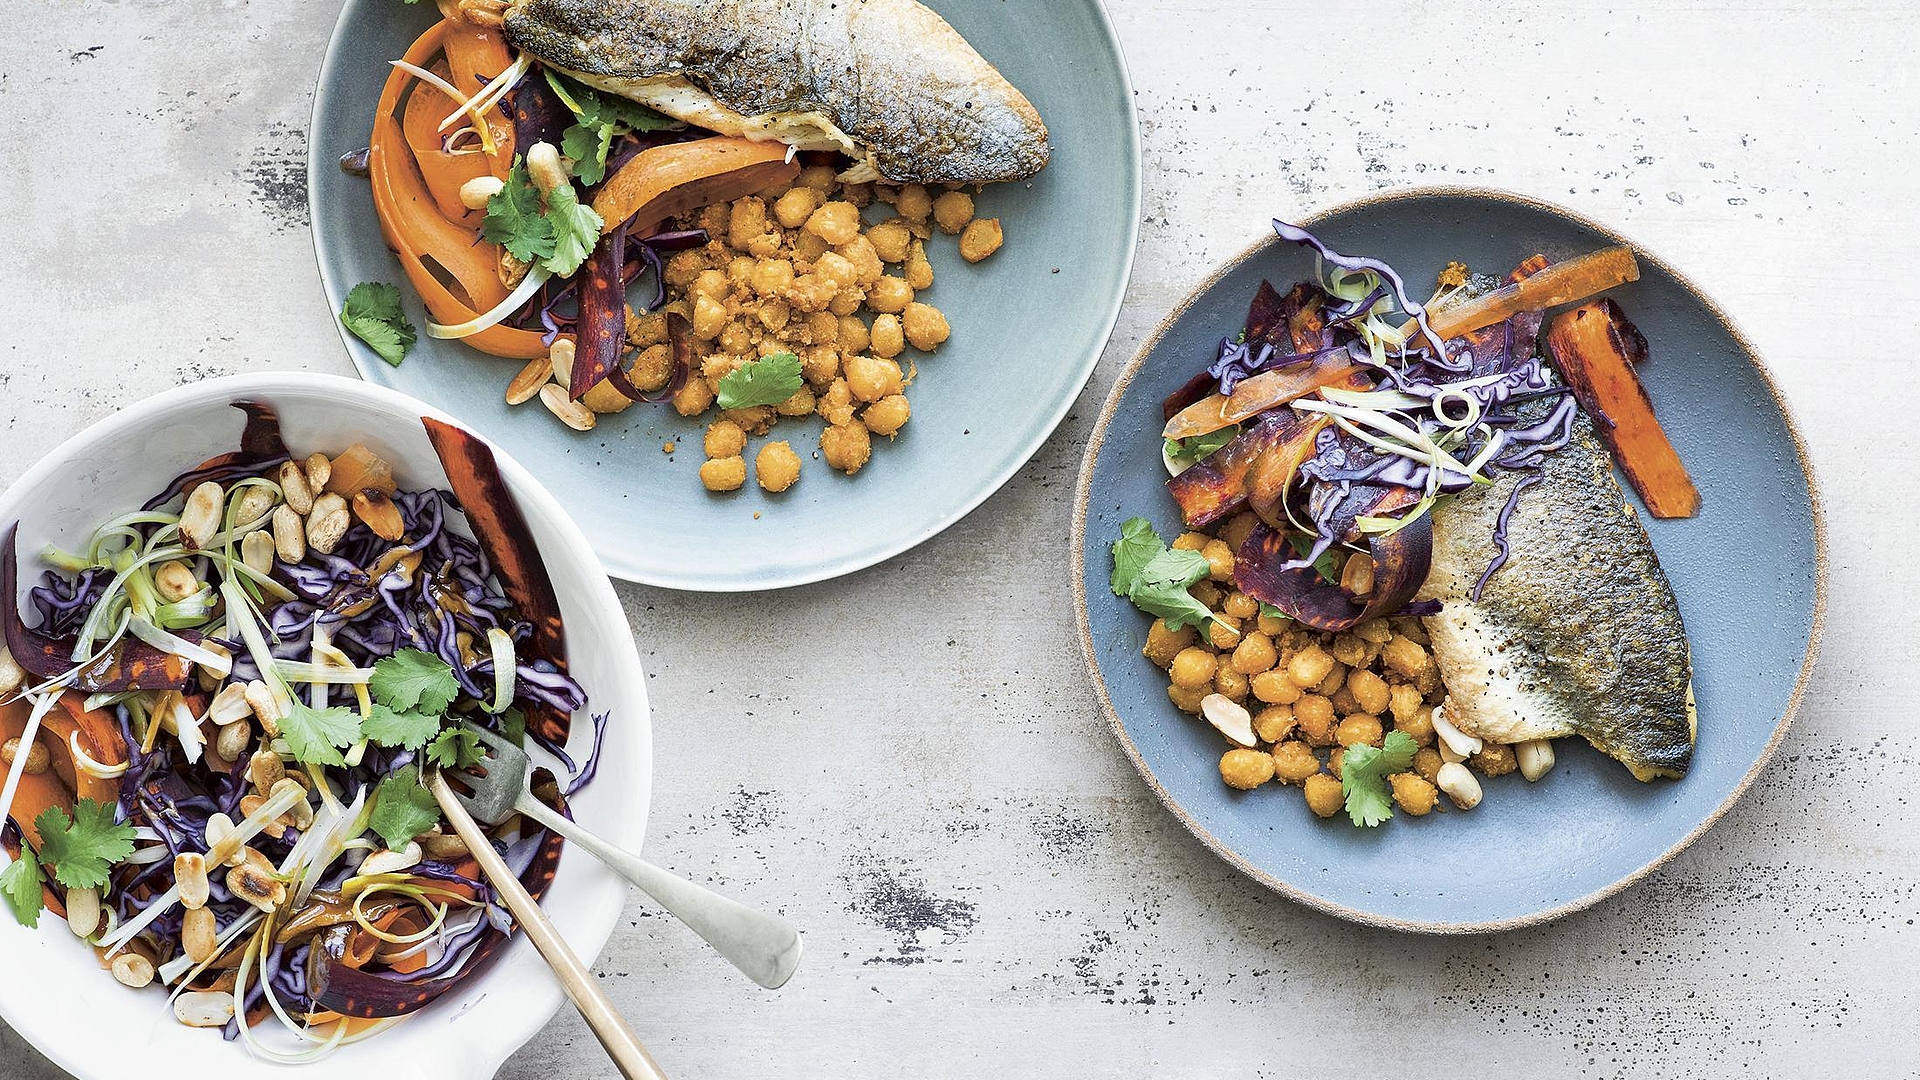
xmin=503 ymin=0 xmax=1050 ymax=184
xmin=1419 ymin=411 xmax=1695 ymax=781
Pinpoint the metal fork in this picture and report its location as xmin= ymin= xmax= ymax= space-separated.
xmin=443 ymin=723 xmax=804 ymax=990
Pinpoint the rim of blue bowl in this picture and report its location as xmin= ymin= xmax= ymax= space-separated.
xmin=1070 ymin=185 xmax=1828 ymax=934
xmin=306 ymin=0 xmax=1143 ymax=590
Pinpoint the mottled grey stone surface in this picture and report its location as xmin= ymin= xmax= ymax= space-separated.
xmin=2 ymin=1 xmax=1916 ymax=1077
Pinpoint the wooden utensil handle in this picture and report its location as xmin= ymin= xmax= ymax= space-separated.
xmin=429 ymin=771 xmax=668 ymax=1080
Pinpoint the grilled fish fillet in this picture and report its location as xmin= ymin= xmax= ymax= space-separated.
xmin=1418 ymin=411 xmax=1696 ymax=781
xmin=503 ymin=0 xmax=1051 ymax=184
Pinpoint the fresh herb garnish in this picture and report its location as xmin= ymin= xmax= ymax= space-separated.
xmin=1 ymin=848 xmax=45 ymax=927
xmin=425 ymin=727 xmax=487 ymax=771
xmin=716 ymin=352 xmax=804 ymax=410
xmin=339 ymin=282 xmax=418 ymax=367
xmin=481 ymin=157 xmax=604 ymax=277
xmin=368 ymin=649 xmax=460 ymax=715
xmin=1286 ymin=532 xmax=1346 ymax=585
xmin=32 ymin=799 xmax=136 ymax=890
xmin=1257 ymin=601 xmax=1289 ymax=622
xmin=1340 ymin=731 xmax=1419 ymax=827
xmin=483 ymin=158 xmax=559 ymax=264
xmin=1163 ymin=425 xmax=1239 ymax=462
xmin=546 ymin=69 xmax=679 ymax=186
xmin=361 ymin=702 xmax=442 ymax=751
xmin=367 ymin=765 xmax=441 ymax=850
xmin=1110 ymin=517 xmax=1215 ymax=632
xmin=541 ymin=182 xmax=604 ymax=278
xmin=280 ymin=700 xmax=362 ymax=768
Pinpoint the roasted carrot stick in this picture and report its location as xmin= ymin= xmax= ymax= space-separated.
xmin=1417 ymin=245 xmax=1640 ymax=347
xmin=1546 ymin=299 xmax=1700 ymax=518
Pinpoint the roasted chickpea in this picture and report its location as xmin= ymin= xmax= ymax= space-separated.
xmin=1315 ymin=662 xmax=1346 ymax=697
xmin=895 ymin=183 xmax=933 ymax=222
xmin=1231 ymin=632 xmax=1277 ymax=675
xmin=828 ymin=287 xmax=866 ymax=316
xmin=1303 ymin=772 xmax=1344 ymax=817
xmin=837 ymin=235 xmax=884 ymax=285
xmin=1188 ymin=579 xmax=1222 ymax=609
xmin=628 ymin=343 xmax=674 ymax=391
xmin=903 ymin=241 xmax=934 ymax=290
xmin=1256 ymin=611 xmax=1288 ymax=636
xmin=757 ymin=298 xmax=792 ymax=333
xmin=959 ymin=217 xmax=1004 ymax=262
xmin=1329 ymin=685 xmax=1362 ymax=717
xmin=1143 ymin=619 xmax=1199 ymax=667
xmin=628 ymin=310 xmax=669 ymax=348
xmin=1388 ymin=682 xmax=1425 ymax=726
xmin=728 ymin=196 xmax=768 ymax=249
xmin=901 ymin=303 xmax=950 ymax=351
xmin=1271 ymin=741 xmax=1320 ymax=784
xmin=930 ymin=190 xmax=974 ymax=234
xmin=1335 ymin=713 xmax=1384 ymax=747
xmin=870 ymin=314 xmax=906 ymax=358
xmin=672 ymin=374 xmax=715 ymax=416
xmin=1381 ymin=636 xmax=1431 ymax=679
xmin=699 ymin=456 xmax=746 ymax=492
xmin=1220 ymin=748 xmax=1275 ymax=790
xmin=691 ymin=268 xmax=730 ymax=301
xmin=867 ymin=219 xmax=913 ymax=263
xmin=792 ymin=229 xmax=832 ymax=263
xmin=868 ymin=275 xmax=915 ymax=314
xmin=863 ymin=394 xmax=911 ymax=436
xmin=1252 ymin=705 xmax=1295 ymax=744
xmin=1412 ymin=747 xmax=1444 ymax=783
xmin=755 ymin=442 xmax=802 ymax=492
xmin=1293 ymin=694 xmax=1335 ymax=746
xmin=1356 ymin=618 xmax=1393 ymax=644
xmin=1396 ymin=706 xmax=1436 ymax=747
xmin=1169 ymin=646 xmax=1218 ymax=689
xmin=1213 ymin=665 xmax=1249 ymax=702
xmin=1251 ymin=669 xmax=1302 ymax=705
xmin=820 ymin=422 xmax=872 ymax=474
xmin=797 ymin=164 xmax=838 ymax=193
xmin=802 ymin=344 xmax=842 ymax=386
xmin=1200 ymin=539 xmax=1235 ymax=582
xmin=750 ymin=258 xmax=795 ymax=297
xmin=1206 ymin=614 xmax=1241 ymax=651
xmin=775 ymin=386 xmax=817 ymax=417
xmin=817 ymin=379 xmax=856 ymax=426
xmin=837 ymin=314 xmax=870 ymax=355
xmin=1471 ymin=743 xmax=1519 ymax=777
xmin=774 ymin=186 xmax=821 ymax=229
xmin=1169 ymin=531 xmax=1207 ymax=552
xmin=1390 ymin=772 xmax=1438 ymax=816
xmin=1219 ymin=512 xmax=1258 ymax=553
xmin=1167 ymin=684 xmax=1208 ymax=714
xmin=1328 ymin=747 xmax=1346 ymax=780
xmin=804 ymin=202 xmax=863 ymax=246
xmin=691 ymin=293 xmax=727 ymax=340
xmin=1287 ymin=645 xmax=1335 ymax=689
xmin=844 ymin=354 xmax=905 ymax=402
xmin=1222 ymin=591 xmax=1258 ymax=620
xmin=704 ymin=419 xmax=746 ymax=459
xmin=663 ymin=248 xmax=706 ymax=288
xmin=1329 ymin=632 xmax=1369 ymax=668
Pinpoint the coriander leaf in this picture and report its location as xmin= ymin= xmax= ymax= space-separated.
xmin=1 ymin=849 xmax=45 ymax=928
xmin=1286 ymin=532 xmax=1346 ymax=585
xmin=1127 ymin=547 xmax=1216 ymax=632
xmin=425 ymin=727 xmax=487 ymax=771
xmin=32 ymin=800 xmax=136 ymax=890
xmin=339 ymin=282 xmax=418 ymax=367
xmin=541 ymin=182 xmax=604 ymax=278
xmin=369 ymin=649 xmax=460 ymax=715
xmin=498 ymin=706 xmax=527 ymax=747
xmin=483 ymin=158 xmax=557 ymax=264
xmin=368 ymin=765 xmax=440 ymax=851
xmin=279 ymin=700 xmax=362 ymax=767
xmin=1164 ymin=425 xmax=1239 ymax=462
xmin=1258 ymin=601 xmax=1289 ymax=621
xmin=560 ymin=121 xmax=614 ymax=186
xmin=361 ymin=703 xmax=441 ymax=751
xmin=1110 ymin=516 xmax=1165 ymax=596
xmin=716 ymin=352 xmax=804 ymax=410
xmin=1340 ymin=730 xmax=1419 ymax=828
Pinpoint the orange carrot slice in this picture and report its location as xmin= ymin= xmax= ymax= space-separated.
xmin=1420 ymin=246 xmax=1639 ymax=346
xmin=590 ymin=137 xmax=799 ymax=237
xmin=1546 ymin=299 xmax=1699 ymax=518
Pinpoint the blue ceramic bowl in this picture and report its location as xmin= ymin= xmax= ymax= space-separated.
xmin=309 ymin=0 xmax=1138 ymax=590
xmin=1072 ymin=189 xmax=1824 ymax=931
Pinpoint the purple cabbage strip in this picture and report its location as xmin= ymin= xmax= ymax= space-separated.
xmin=1272 ymin=219 xmax=1459 ymax=371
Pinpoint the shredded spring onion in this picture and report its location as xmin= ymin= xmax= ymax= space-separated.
xmin=390 ymin=59 xmax=497 ymax=155
xmin=485 ymin=627 xmax=515 ymax=714
xmin=427 ymin=265 xmax=552 ymax=339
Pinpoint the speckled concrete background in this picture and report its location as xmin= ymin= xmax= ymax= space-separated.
xmin=2 ymin=1 xmax=1916 ymax=1077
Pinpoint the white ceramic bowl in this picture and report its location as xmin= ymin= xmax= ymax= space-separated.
xmin=0 ymin=373 xmax=650 ymax=1079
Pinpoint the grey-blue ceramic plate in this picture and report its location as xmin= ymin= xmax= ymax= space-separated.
xmin=1072 ymin=189 xmax=1824 ymax=932
xmin=309 ymin=0 xmax=1138 ymax=589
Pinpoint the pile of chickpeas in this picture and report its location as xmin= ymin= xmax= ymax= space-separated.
xmin=580 ymin=162 xmax=1005 ymax=494
xmin=1144 ymin=512 xmax=1523 ymax=822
